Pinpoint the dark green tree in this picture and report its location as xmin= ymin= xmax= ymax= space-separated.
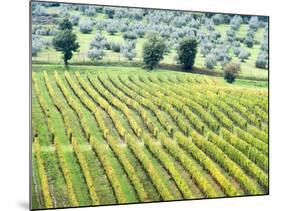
xmin=177 ymin=38 xmax=198 ymax=70
xmin=58 ymin=18 xmax=73 ymax=30
xmin=52 ymin=19 xmax=79 ymax=67
xmin=142 ymin=33 xmax=166 ymax=70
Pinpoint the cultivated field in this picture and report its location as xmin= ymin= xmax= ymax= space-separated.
xmin=32 ymin=67 xmax=268 ymax=209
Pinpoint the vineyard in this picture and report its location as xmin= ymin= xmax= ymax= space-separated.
xmin=31 ymin=69 xmax=268 ymax=209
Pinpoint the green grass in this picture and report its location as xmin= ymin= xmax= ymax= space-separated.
xmin=32 ymin=64 xmax=268 ymax=88
xmin=232 ymin=79 xmax=268 ymax=88
xmin=32 ymin=153 xmax=44 ymax=208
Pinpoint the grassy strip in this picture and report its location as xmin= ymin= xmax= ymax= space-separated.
xmin=53 ymin=137 xmax=79 ymax=207
xmin=33 ymin=138 xmax=53 ymax=208
xmin=71 ymin=138 xmax=100 ymax=205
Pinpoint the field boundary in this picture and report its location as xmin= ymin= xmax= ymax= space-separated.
xmin=31 ymin=61 xmax=268 ymax=81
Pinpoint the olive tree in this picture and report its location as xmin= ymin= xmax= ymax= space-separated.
xmin=226 ymin=29 xmax=236 ymax=42
xmin=88 ymin=48 xmax=105 ymax=61
xmin=84 ymin=7 xmax=96 ymax=16
xmin=121 ymin=41 xmax=136 ymax=60
xmin=200 ymin=41 xmax=212 ymax=57
xmin=90 ymin=33 xmax=108 ymax=49
xmin=32 ymin=35 xmax=44 ymax=57
xmin=70 ymin=15 xmax=80 ymax=26
xmin=205 ymin=54 xmax=217 ymax=69
xmin=230 ymin=15 xmax=243 ymax=30
xmin=249 ymin=16 xmax=259 ymax=31
xmin=123 ymin=31 xmax=137 ymax=40
xmin=109 ymin=41 xmax=121 ymax=52
xmin=238 ymin=49 xmax=251 ymax=62
xmin=104 ymin=7 xmax=115 ymax=19
xmin=33 ymin=5 xmax=48 ymax=16
xmin=212 ymin=14 xmax=224 ymax=25
xmin=79 ymin=19 xmax=94 ymax=34
xmin=106 ymin=24 xmax=119 ymax=35
xmin=255 ymin=51 xmax=268 ymax=69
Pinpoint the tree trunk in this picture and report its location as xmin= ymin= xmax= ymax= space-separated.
xmin=63 ymin=55 xmax=69 ymax=68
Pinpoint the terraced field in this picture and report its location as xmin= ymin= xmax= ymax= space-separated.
xmin=31 ymin=69 xmax=268 ymax=209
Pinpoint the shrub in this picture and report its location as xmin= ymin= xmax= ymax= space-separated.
xmin=121 ymin=42 xmax=136 ymax=60
xmin=216 ymin=45 xmax=231 ymax=59
xmin=177 ymin=38 xmax=198 ymax=70
xmin=238 ymin=49 xmax=250 ymax=62
xmin=59 ymin=18 xmax=72 ymax=30
xmin=230 ymin=15 xmax=243 ymax=30
xmin=35 ymin=27 xmax=50 ymax=36
xmin=104 ymin=7 xmax=115 ymax=19
xmin=32 ymin=36 xmax=44 ymax=57
xmin=90 ymin=33 xmax=108 ymax=49
xmin=220 ymin=57 xmax=232 ymax=68
xmin=226 ymin=29 xmax=236 ymax=42
xmin=223 ymin=62 xmax=241 ymax=83
xmin=221 ymin=15 xmax=231 ymax=24
xmin=110 ymin=42 xmax=121 ymax=52
xmin=233 ymin=47 xmax=240 ymax=56
xmin=123 ymin=31 xmax=137 ymax=40
xmin=244 ymin=35 xmax=254 ymax=48
xmin=200 ymin=41 xmax=212 ymax=57
xmin=233 ymin=41 xmax=241 ymax=48
xmin=212 ymin=14 xmax=224 ymax=25
xmin=70 ymin=15 xmax=80 ymax=26
xmin=255 ymin=51 xmax=268 ymax=69
xmin=159 ymin=26 xmax=171 ymax=38
xmin=261 ymin=38 xmax=268 ymax=52
xmin=49 ymin=28 xmax=58 ymax=36
xmin=88 ymin=48 xmax=105 ymax=60
xmin=249 ymin=16 xmax=259 ymax=31
xmin=84 ymin=7 xmax=96 ymax=16
xmin=96 ymin=21 xmax=106 ymax=31
xmin=106 ymin=23 xmax=119 ymax=35
xmin=206 ymin=20 xmax=215 ymax=31
xmin=113 ymin=8 xmax=127 ymax=19
xmin=172 ymin=16 xmax=187 ymax=28
xmin=205 ymin=54 xmax=217 ymax=69
xmin=189 ymin=19 xmax=200 ymax=29
xmin=120 ymin=23 xmax=129 ymax=32
xmin=209 ymin=31 xmax=221 ymax=41
xmin=59 ymin=6 xmax=70 ymax=18
xmin=142 ymin=33 xmax=166 ymax=70
xmin=79 ymin=19 xmax=94 ymax=34
xmin=135 ymin=25 xmax=146 ymax=38
xmin=33 ymin=5 xmax=48 ymax=16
